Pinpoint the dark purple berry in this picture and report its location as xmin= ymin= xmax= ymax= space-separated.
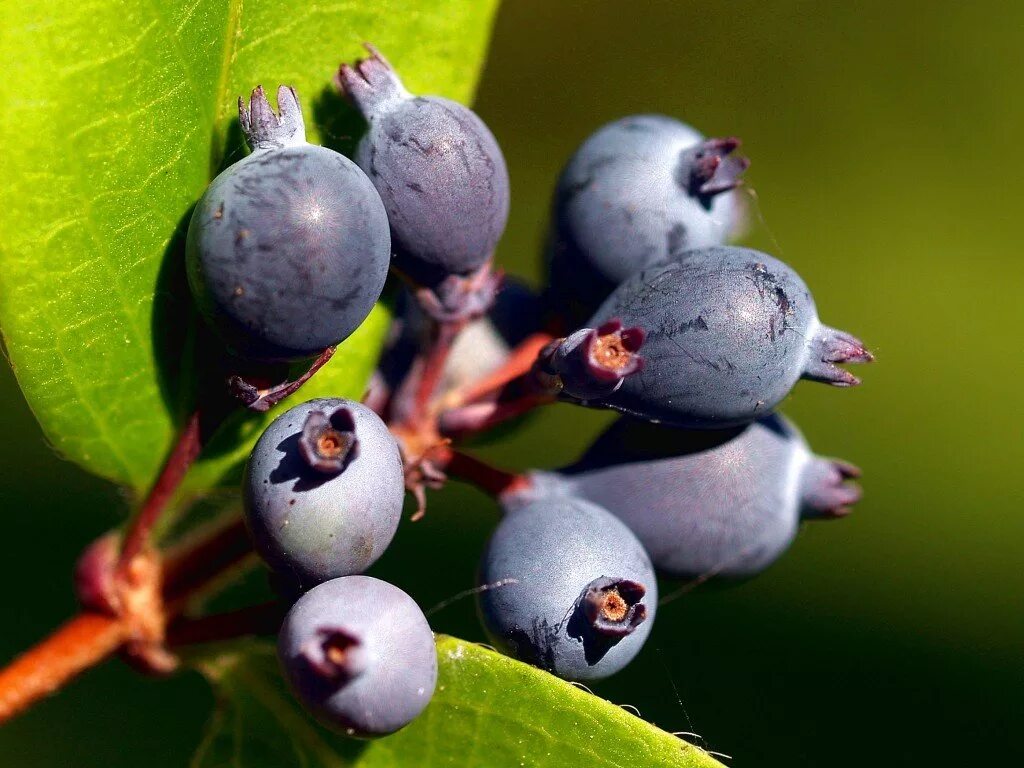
xmin=546 ymin=114 xmax=749 ymax=324
xmin=587 ymin=246 xmax=872 ymax=428
xmin=525 ymin=414 xmax=861 ymax=579
xmin=278 ymin=576 xmax=437 ymax=737
xmin=243 ymin=398 xmax=404 ymax=588
xmin=186 ymin=86 xmax=391 ymax=361
xmin=478 ymin=496 xmax=656 ymax=681
xmin=337 ymin=45 xmax=510 ymax=285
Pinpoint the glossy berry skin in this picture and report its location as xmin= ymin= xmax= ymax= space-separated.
xmin=526 ymin=414 xmax=861 ymax=580
xmin=478 ymin=496 xmax=656 ymax=681
xmin=243 ymin=398 xmax=404 ymax=588
xmin=278 ymin=576 xmax=437 ymax=737
xmin=338 ymin=46 xmax=510 ymax=285
xmin=546 ymin=114 xmax=748 ymax=324
xmin=187 ymin=86 xmax=391 ymax=361
xmin=588 ymin=246 xmax=872 ymax=428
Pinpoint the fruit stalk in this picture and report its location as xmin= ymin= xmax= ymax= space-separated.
xmin=116 ymin=411 xmax=203 ymax=578
xmin=0 ymin=614 xmax=129 ymax=724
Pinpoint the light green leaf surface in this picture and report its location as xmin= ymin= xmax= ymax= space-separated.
xmin=195 ymin=636 xmax=725 ymax=768
xmin=0 ymin=0 xmax=500 ymax=493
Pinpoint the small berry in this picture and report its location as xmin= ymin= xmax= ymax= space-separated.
xmin=278 ymin=576 xmax=437 ymax=737
xmin=587 ymin=246 xmax=872 ymax=428
xmin=526 ymin=414 xmax=862 ymax=579
xmin=478 ymin=496 xmax=656 ymax=681
xmin=337 ymin=45 xmax=510 ymax=285
xmin=546 ymin=114 xmax=749 ymax=324
xmin=243 ymin=398 xmax=404 ymax=588
xmin=187 ymin=86 xmax=391 ymax=361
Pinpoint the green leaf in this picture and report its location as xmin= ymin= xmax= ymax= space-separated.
xmin=0 ymin=0 xmax=500 ymax=494
xmin=196 ymin=636 xmax=725 ymax=768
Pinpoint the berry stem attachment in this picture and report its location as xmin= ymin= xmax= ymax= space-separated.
xmin=228 ymin=346 xmax=336 ymax=412
xmin=444 ymin=449 xmax=530 ymax=498
xmin=166 ymin=602 xmax=284 ymax=647
xmin=439 ymin=393 xmax=555 ymax=437
xmin=443 ymin=332 xmax=555 ymax=409
xmin=116 ymin=411 xmax=203 ymax=579
xmin=0 ymin=614 xmax=129 ymax=725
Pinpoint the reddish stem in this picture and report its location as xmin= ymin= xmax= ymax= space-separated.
xmin=0 ymin=614 xmax=129 ymax=724
xmin=167 ymin=602 xmax=284 ymax=647
xmin=447 ymin=332 xmax=554 ymax=407
xmin=162 ymin=516 xmax=254 ymax=610
xmin=439 ymin=393 xmax=555 ymax=437
xmin=229 ymin=346 xmax=336 ymax=413
xmin=414 ymin=320 xmax=467 ymax=417
xmin=116 ymin=412 xmax=202 ymax=579
xmin=444 ymin=449 xmax=530 ymax=498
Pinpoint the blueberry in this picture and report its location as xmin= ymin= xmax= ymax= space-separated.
xmin=587 ymin=246 xmax=872 ymax=428
xmin=478 ymin=496 xmax=656 ymax=681
xmin=187 ymin=86 xmax=391 ymax=361
xmin=243 ymin=398 xmax=404 ymax=588
xmin=546 ymin=114 xmax=749 ymax=325
xmin=527 ymin=414 xmax=861 ymax=579
xmin=337 ymin=46 xmax=510 ymax=285
xmin=278 ymin=575 xmax=437 ymax=737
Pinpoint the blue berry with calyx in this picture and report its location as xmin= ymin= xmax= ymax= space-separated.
xmin=278 ymin=575 xmax=437 ymax=737
xmin=546 ymin=114 xmax=749 ymax=325
xmin=586 ymin=245 xmax=872 ymax=428
xmin=477 ymin=496 xmax=656 ymax=681
xmin=337 ymin=45 xmax=510 ymax=286
xmin=537 ymin=319 xmax=645 ymax=401
xmin=524 ymin=413 xmax=861 ymax=580
xmin=186 ymin=85 xmax=391 ymax=362
xmin=243 ymin=398 xmax=404 ymax=588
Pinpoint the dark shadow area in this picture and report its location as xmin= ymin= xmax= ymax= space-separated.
xmin=268 ymin=434 xmax=335 ymax=493
xmin=150 ymin=202 xmax=199 ymax=425
xmin=565 ymin=607 xmax=616 ymax=666
xmin=311 ymin=84 xmax=366 ymax=158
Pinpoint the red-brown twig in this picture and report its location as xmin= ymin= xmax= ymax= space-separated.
xmin=439 ymin=393 xmax=555 ymax=437
xmin=444 ymin=449 xmax=530 ymax=499
xmin=444 ymin=332 xmax=554 ymax=408
xmin=0 ymin=614 xmax=129 ymax=724
xmin=413 ymin=320 xmax=467 ymax=419
xmin=0 ymin=513 xmax=257 ymax=725
xmin=167 ymin=602 xmax=284 ymax=647
xmin=228 ymin=346 xmax=336 ymax=413
xmin=115 ymin=412 xmax=203 ymax=580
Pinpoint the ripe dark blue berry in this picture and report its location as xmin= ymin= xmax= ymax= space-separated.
xmin=243 ymin=398 xmax=404 ymax=588
xmin=337 ymin=46 xmax=510 ymax=285
xmin=587 ymin=245 xmax=872 ymax=428
xmin=478 ymin=496 xmax=656 ymax=681
xmin=278 ymin=575 xmax=437 ymax=737
xmin=187 ymin=86 xmax=391 ymax=361
xmin=528 ymin=414 xmax=861 ymax=579
xmin=546 ymin=114 xmax=749 ymax=324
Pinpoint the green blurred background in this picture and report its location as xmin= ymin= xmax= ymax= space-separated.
xmin=2 ymin=0 xmax=1022 ymax=764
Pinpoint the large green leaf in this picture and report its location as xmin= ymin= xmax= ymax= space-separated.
xmin=0 ymin=0 xmax=500 ymax=494
xmin=195 ymin=636 xmax=725 ymax=768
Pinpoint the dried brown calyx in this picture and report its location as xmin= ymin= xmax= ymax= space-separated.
xmin=579 ymin=577 xmax=648 ymax=638
xmin=298 ymin=407 xmax=359 ymax=474
xmin=300 ymin=627 xmax=367 ymax=683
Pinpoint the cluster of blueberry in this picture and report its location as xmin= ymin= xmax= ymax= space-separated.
xmin=185 ymin=45 xmax=869 ymax=738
